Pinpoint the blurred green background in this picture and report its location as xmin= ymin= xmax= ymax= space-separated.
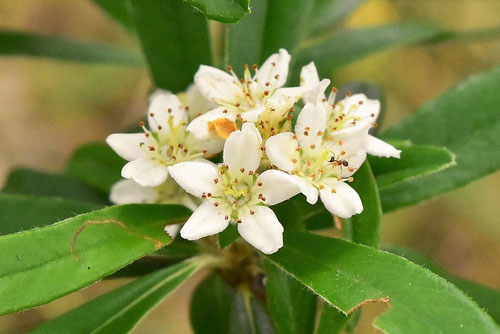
xmin=0 ymin=0 xmax=498 ymax=333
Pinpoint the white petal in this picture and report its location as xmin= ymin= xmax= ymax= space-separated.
xmin=180 ymin=200 xmax=229 ymax=240
xmin=187 ymin=107 xmax=236 ymax=140
xmin=240 ymin=105 xmax=266 ymax=122
xmin=167 ymin=161 xmax=217 ymax=198
xmin=296 ymin=103 xmax=327 ymax=153
xmin=199 ymin=137 xmax=225 ymax=155
xmin=164 ymin=224 xmax=181 ymax=238
xmin=300 ymin=62 xmax=320 ymax=88
xmin=122 ymin=158 xmax=168 ymax=187
xmin=238 ymin=206 xmax=283 ymax=254
xmin=272 ymin=86 xmax=310 ymax=103
xmin=184 ymin=84 xmax=218 ymax=120
xmin=242 ymin=122 xmax=262 ymax=145
xmin=109 ymin=179 xmax=157 ymax=204
xmin=106 ymin=133 xmax=147 ymax=161
xmin=338 ymin=94 xmax=380 ymax=120
xmin=319 ymin=182 xmax=363 ymax=218
xmin=255 ymin=170 xmax=300 ymax=205
xmin=366 ymin=135 xmax=401 ymax=158
xmin=195 ymin=65 xmax=244 ymax=104
xmin=265 ymin=132 xmax=299 ymax=172
xmin=148 ymin=90 xmax=187 ymax=135
xmin=180 ymin=195 xmax=199 ymax=211
xmin=300 ymin=62 xmax=329 ymax=104
xmin=224 ymin=128 xmax=261 ymax=173
xmin=292 ymin=176 xmax=319 ymax=204
xmin=254 ymin=48 xmax=290 ymax=90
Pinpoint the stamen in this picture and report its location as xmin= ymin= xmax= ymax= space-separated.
xmin=214 ymin=202 xmax=219 ymax=207
xmin=248 ymin=171 xmax=254 ymax=175
xmin=214 ymin=178 xmax=219 ymax=184
xmin=348 ymin=177 xmax=354 ymax=182
xmin=317 ymin=131 xmax=324 ymax=136
xmin=331 ymin=188 xmax=337 ymax=193
xmin=257 ymin=182 xmax=262 ymax=186
xmin=250 ymin=210 xmax=255 ymax=215
xmin=240 ymin=168 xmax=245 ymax=173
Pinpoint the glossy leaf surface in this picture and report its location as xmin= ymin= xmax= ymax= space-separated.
xmin=268 ymin=232 xmax=499 ymax=333
xmin=0 ymin=204 xmax=190 ymax=315
xmin=186 ymin=0 xmax=250 ymax=23
xmin=381 ymin=67 xmax=500 ymax=211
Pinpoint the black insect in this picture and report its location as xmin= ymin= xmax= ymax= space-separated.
xmin=329 ymin=153 xmax=348 ymax=167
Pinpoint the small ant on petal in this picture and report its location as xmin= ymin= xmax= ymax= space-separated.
xmin=329 ymin=153 xmax=349 ymax=167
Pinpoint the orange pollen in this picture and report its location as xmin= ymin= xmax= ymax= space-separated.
xmin=214 ymin=202 xmax=219 ymax=207
xmin=240 ymin=168 xmax=245 ymax=173
xmin=331 ymin=188 xmax=337 ymax=193
xmin=340 ymin=150 xmax=346 ymax=155
xmin=319 ymin=185 xmax=325 ymax=189
xmin=291 ymin=158 xmax=297 ymax=163
xmin=317 ymin=131 xmax=323 ymax=136
xmin=303 ymin=131 xmax=309 ymax=136
xmin=250 ymin=210 xmax=255 ymax=215
xmin=249 ymin=171 xmax=254 ymax=175
xmin=257 ymin=182 xmax=262 ymax=186
xmin=214 ymin=178 xmax=219 ymax=184
xmin=338 ymin=140 xmax=344 ymax=146
xmin=310 ymin=144 xmax=316 ymax=149
xmin=148 ymin=146 xmax=155 ymax=151
xmin=348 ymin=177 xmax=354 ymax=182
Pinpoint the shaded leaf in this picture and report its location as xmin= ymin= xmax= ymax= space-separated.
xmin=386 ymin=246 xmax=500 ymax=323
xmin=2 ymin=168 xmax=108 ymax=204
xmin=130 ymin=0 xmax=212 ymax=92
xmin=0 ymin=194 xmax=100 ymax=236
xmin=191 ymin=274 xmax=274 ymax=334
xmin=380 ymin=67 xmax=500 ymax=211
xmin=307 ymin=0 xmax=367 ymax=36
xmin=316 ymin=302 xmax=348 ymax=334
xmin=369 ymin=144 xmax=456 ymax=188
xmin=268 ymin=232 xmax=499 ymax=333
xmin=0 ymin=203 xmax=190 ymax=315
xmin=0 ymin=30 xmax=142 ymax=65
xmin=348 ymin=161 xmax=381 ymax=247
xmin=32 ymin=257 xmax=209 ymax=333
xmin=263 ymin=261 xmax=316 ymax=334
xmin=218 ymin=223 xmax=240 ymax=249
xmin=92 ymin=0 xmax=135 ymax=31
xmin=186 ymin=0 xmax=250 ymax=23
xmin=66 ymin=142 xmax=125 ymax=194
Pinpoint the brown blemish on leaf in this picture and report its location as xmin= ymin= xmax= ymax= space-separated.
xmin=347 ymin=296 xmax=391 ymax=315
xmin=70 ymin=219 xmax=164 ymax=261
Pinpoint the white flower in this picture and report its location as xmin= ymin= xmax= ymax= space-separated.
xmin=109 ymin=177 xmax=199 ymax=237
xmin=167 ymin=123 xmax=300 ymax=254
xmin=265 ymin=103 xmax=364 ymax=218
xmin=300 ymin=62 xmax=401 ymax=159
xmin=106 ymin=90 xmax=224 ymax=187
xmin=190 ymin=49 xmax=309 ymax=141
xmin=176 ymin=84 xmax=218 ymax=121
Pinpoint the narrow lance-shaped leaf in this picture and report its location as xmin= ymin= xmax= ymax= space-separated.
xmin=0 ymin=203 xmax=190 ymax=315
xmin=368 ymin=143 xmax=456 ymax=188
xmin=315 ymin=302 xmax=348 ymax=334
xmin=267 ymin=232 xmax=499 ymax=334
xmin=386 ymin=246 xmax=500 ymax=323
xmin=0 ymin=30 xmax=143 ymax=65
xmin=66 ymin=142 xmax=125 ymax=194
xmin=347 ymin=161 xmax=381 ymax=248
xmin=130 ymin=0 xmax=212 ymax=92
xmin=32 ymin=257 xmax=212 ymax=333
xmin=261 ymin=0 xmax=314 ymax=60
xmin=263 ymin=261 xmax=316 ymax=334
xmin=2 ymin=168 xmax=109 ymax=205
xmin=186 ymin=0 xmax=250 ymax=23
xmin=306 ymin=0 xmax=367 ymax=36
xmin=92 ymin=0 xmax=135 ymax=31
xmin=190 ymin=274 xmax=274 ymax=334
xmin=380 ymin=67 xmax=500 ymax=211
xmin=0 ymin=194 xmax=100 ymax=236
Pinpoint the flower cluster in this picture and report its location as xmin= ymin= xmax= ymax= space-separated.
xmin=107 ymin=49 xmax=400 ymax=254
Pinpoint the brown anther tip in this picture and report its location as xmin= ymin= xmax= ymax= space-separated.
xmin=239 ymin=78 xmax=245 ymax=83
xmin=258 ymin=193 xmax=263 ymax=198
xmin=214 ymin=178 xmax=219 ymax=184
xmin=157 ymin=125 xmax=162 ymax=130
xmin=348 ymin=167 xmax=354 ymax=172
xmin=303 ymin=131 xmax=309 ymax=136
xmin=346 ymin=91 xmax=352 ymax=96
xmin=359 ymin=101 xmax=364 ymax=105
xmin=317 ymin=131 xmax=324 ymax=136
xmin=145 ymin=133 xmax=150 ymax=137
xmin=348 ymin=177 xmax=354 ymax=182
xmin=372 ymin=122 xmax=378 ymax=127
xmin=223 ymin=109 xmax=228 ymax=114
xmin=274 ymin=74 xmax=279 ymax=79
xmin=139 ymin=142 xmax=145 ymax=147
xmin=226 ymin=65 xmax=232 ymax=71
xmin=291 ymin=158 xmax=297 ymax=163
xmin=139 ymin=121 xmax=145 ymax=126
xmin=235 ymin=103 xmax=241 ymax=107
xmin=340 ymin=150 xmax=346 ymax=155
xmin=168 ymin=108 xmax=172 ymax=113
xmin=240 ymin=168 xmax=245 ymax=173
xmin=183 ymin=148 xmax=188 ymax=153
xmin=225 ymin=215 xmax=229 ymax=220
xmin=185 ymin=106 xmax=189 ymax=110
xmin=171 ymin=155 xmax=177 ymax=160
xmin=237 ymin=219 xmax=242 ymax=224
xmin=250 ymin=210 xmax=255 ymax=215
xmin=292 ymin=134 xmax=297 ymax=139
xmin=248 ymin=171 xmax=254 ymax=175
xmin=214 ymin=202 xmax=219 ymax=207
xmin=338 ymin=140 xmax=343 ymax=145
xmin=371 ymin=113 xmax=375 ymax=117
xmin=260 ymin=146 xmax=265 ymax=151
xmin=337 ymin=176 xmax=342 ymax=181
xmin=319 ymin=184 xmax=324 ymax=189
xmin=148 ymin=146 xmax=155 ymax=151
xmin=264 ymin=90 xmax=270 ymax=96
xmin=202 ymin=150 xmax=207 ymax=154
xmin=150 ymin=113 xmax=155 ymax=117
xmin=271 ymin=62 xmax=276 ymax=66
xmin=322 ymin=98 xmax=327 ymax=102
xmin=305 ymin=126 xmax=311 ymax=131
xmin=331 ymin=188 xmax=337 ymax=193
xmin=261 ymin=196 xmax=267 ymax=201
xmin=257 ymin=182 xmax=263 ymax=186
xmin=265 ymin=82 xmax=270 ymax=87
xmin=332 ymin=87 xmax=338 ymax=93
xmin=252 ymin=64 xmax=258 ymax=70
xmin=295 ymin=147 xmax=301 ymax=152
xmin=310 ymin=144 xmax=316 ymax=149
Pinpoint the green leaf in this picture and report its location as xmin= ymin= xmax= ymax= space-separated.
xmin=130 ymin=0 xmax=212 ymax=92
xmin=263 ymin=261 xmax=316 ymax=334
xmin=227 ymin=0 xmax=267 ymax=74
xmin=347 ymin=161 xmax=381 ymax=247
xmin=0 ymin=30 xmax=143 ymax=65
xmin=261 ymin=0 xmax=314 ymax=60
xmin=2 ymin=168 xmax=109 ymax=204
xmin=369 ymin=144 xmax=456 ymax=188
xmin=267 ymin=232 xmax=499 ymax=333
xmin=307 ymin=0 xmax=367 ymax=36
xmin=386 ymin=247 xmax=500 ymax=323
xmin=0 ymin=203 xmax=190 ymax=315
xmin=218 ymin=223 xmax=240 ymax=249
xmin=294 ymin=196 xmax=334 ymax=231
xmin=294 ymin=23 xmax=446 ymax=77
xmin=0 ymin=194 xmax=100 ymax=235
xmin=380 ymin=67 xmax=500 ymax=211
xmin=66 ymin=142 xmax=125 ymax=194
xmin=186 ymin=0 xmax=250 ymax=23
xmin=191 ymin=274 xmax=274 ymax=334
xmin=92 ymin=0 xmax=135 ymax=31
xmin=31 ymin=257 xmax=209 ymax=333
xmin=316 ymin=302 xmax=348 ymax=334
